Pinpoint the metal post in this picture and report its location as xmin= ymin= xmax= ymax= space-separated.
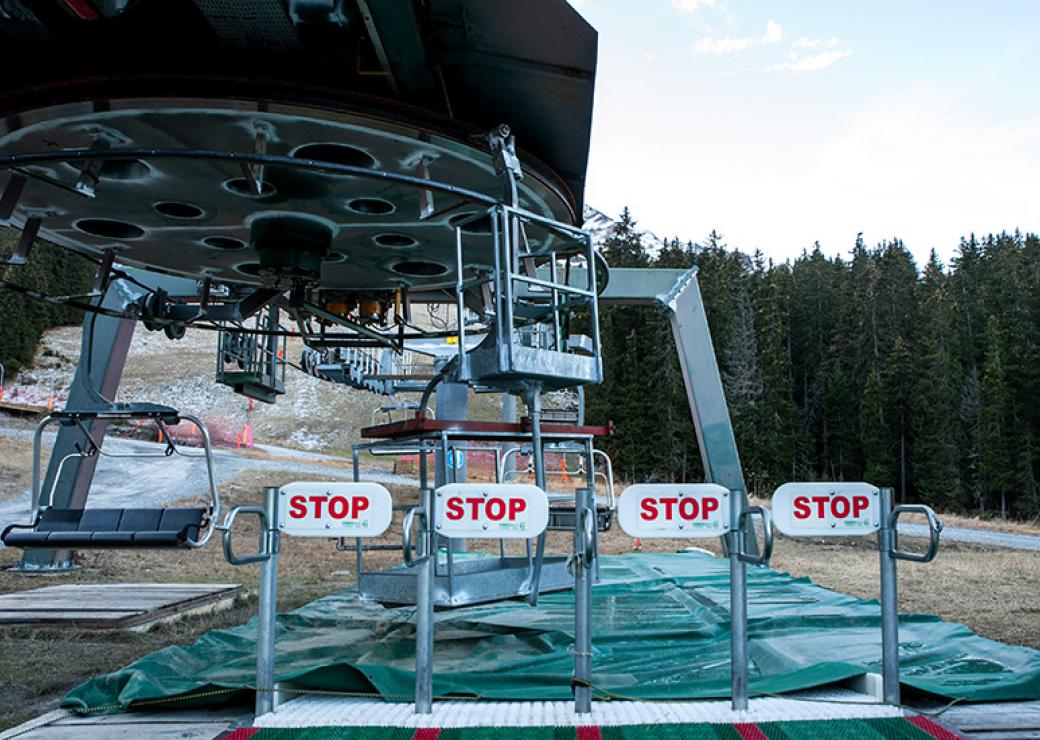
xmin=415 ymin=445 xmax=435 ymax=714
xmin=526 ymin=386 xmax=548 ymax=604
xmin=573 ymin=439 xmax=595 ymax=714
xmin=729 ymin=490 xmax=749 ymax=711
xmin=878 ymin=486 xmax=900 ymax=705
xmin=255 ymin=486 xmax=280 ymax=718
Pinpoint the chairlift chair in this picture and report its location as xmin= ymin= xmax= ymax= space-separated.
xmin=499 ymin=443 xmax=616 ymax=532
xmin=1 ymin=404 xmax=222 ymax=550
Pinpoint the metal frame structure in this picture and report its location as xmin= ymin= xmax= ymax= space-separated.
xmin=216 ymin=305 xmax=287 ymax=404
xmin=351 ymin=420 xmax=610 ymax=609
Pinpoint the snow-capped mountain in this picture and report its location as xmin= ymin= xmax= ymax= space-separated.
xmin=582 ymin=205 xmax=663 ymax=248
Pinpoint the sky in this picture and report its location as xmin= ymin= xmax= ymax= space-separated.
xmin=569 ymin=0 xmax=1040 ymax=266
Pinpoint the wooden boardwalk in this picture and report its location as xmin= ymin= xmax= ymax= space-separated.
xmin=0 ymin=583 xmax=241 ymax=629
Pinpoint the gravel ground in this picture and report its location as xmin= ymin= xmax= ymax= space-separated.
xmin=899 ymin=521 xmax=1040 ymax=551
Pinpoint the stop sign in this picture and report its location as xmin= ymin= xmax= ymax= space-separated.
xmin=772 ymin=482 xmax=880 ymax=536
xmin=277 ymin=481 xmax=393 ymax=537
xmin=617 ymin=483 xmax=729 ymax=538
xmin=434 ymin=483 xmax=549 ymax=539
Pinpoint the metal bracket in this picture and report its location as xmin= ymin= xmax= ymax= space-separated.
xmin=0 ymin=173 xmax=27 ymax=221
xmin=1 ymin=216 xmax=40 ymax=266
xmin=890 ymin=504 xmax=942 ymax=563
xmin=485 ymin=124 xmax=523 ymax=206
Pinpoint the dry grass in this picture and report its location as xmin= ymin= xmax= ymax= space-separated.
xmin=0 ymin=434 xmax=34 ymax=501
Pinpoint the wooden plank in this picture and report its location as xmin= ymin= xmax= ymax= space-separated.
xmin=0 ymin=583 xmax=241 ymax=628
xmin=14 ymin=583 xmax=238 ymax=593
xmin=5 ymin=723 xmax=232 ymax=739
xmin=0 ymin=707 xmax=251 ymax=740
xmin=0 ymin=593 xmax=215 ymax=608
xmin=931 ymin=700 xmax=1040 ymax=739
xmin=0 ymin=611 xmax=144 ymax=622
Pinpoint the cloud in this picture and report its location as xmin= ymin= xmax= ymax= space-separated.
xmin=695 ymin=19 xmax=783 ymax=54
xmin=672 ymin=0 xmax=717 ymax=13
xmin=792 ymin=36 xmax=840 ymax=50
xmin=768 ymin=47 xmax=852 ymax=74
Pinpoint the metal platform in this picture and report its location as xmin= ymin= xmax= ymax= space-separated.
xmin=359 ymin=555 xmax=572 ymax=608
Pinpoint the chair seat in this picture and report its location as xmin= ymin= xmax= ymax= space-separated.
xmin=1 ymin=507 xmax=207 ymax=549
xmin=547 ymin=505 xmax=614 ymax=532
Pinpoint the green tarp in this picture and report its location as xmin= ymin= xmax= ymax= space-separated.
xmin=63 ymin=552 xmax=1040 ymax=714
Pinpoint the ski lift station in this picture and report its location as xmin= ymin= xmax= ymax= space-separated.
xmin=0 ymin=2 xmax=1038 ymax=738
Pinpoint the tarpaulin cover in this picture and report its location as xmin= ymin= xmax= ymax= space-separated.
xmin=63 ymin=552 xmax=1040 ymax=713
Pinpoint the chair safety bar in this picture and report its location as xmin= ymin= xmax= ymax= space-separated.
xmin=890 ymin=504 xmax=943 ymax=563
xmin=27 ymin=410 xmax=222 ymax=549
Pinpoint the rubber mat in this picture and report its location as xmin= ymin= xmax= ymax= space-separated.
xmin=62 ymin=552 xmax=1040 ymax=714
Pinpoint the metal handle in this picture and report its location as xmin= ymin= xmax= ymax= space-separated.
xmin=890 ymin=504 xmax=942 ymax=563
xmin=217 ymin=505 xmax=271 ymax=565
xmin=402 ymin=506 xmax=429 ymax=567
xmin=738 ymin=505 xmax=773 ymax=566
xmin=581 ymin=505 xmax=595 ymax=564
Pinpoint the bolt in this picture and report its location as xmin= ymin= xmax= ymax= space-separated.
xmin=483 ymin=491 xmax=489 ymax=497
xmin=436 ymin=524 xmax=442 ymax=530
xmin=482 ymin=524 xmax=488 ymax=530
xmin=436 ymin=491 xmax=442 ymax=497
xmin=831 ymin=522 xmax=836 ymax=528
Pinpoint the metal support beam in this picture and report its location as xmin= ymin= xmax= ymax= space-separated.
xmin=435 ymin=363 xmax=468 ymax=554
xmin=415 ymin=450 xmax=435 ymax=714
xmin=526 ymin=386 xmax=548 ymax=605
xmin=434 ymin=370 xmax=469 ymax=488
xmin=573 ymin=440 xmax=595 ymax=714
xmin=878 ymin=486 xmax=900 ymax=705
xmin=728 ymin=492 xmax=749 ymax=711
xmin=255 ymin=487 xmax=280 ymax=718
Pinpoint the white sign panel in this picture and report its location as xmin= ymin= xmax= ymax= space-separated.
xmin=772 ymin=482 xmax=880 ymax=536
xmin=435 ymin=483 xmax=548 ymax=539
xmin=618 ymin=483 xmax=729 ymax=538
xmin=278 ymin=482 xmax=393 ymax=537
